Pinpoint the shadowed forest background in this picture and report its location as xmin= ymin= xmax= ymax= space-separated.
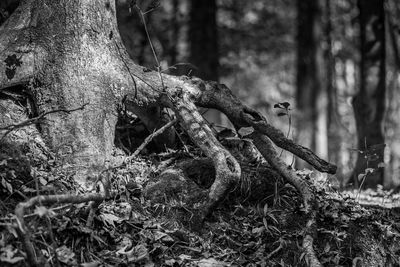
xmin=1 ymin=0 xmax=400 ymax=266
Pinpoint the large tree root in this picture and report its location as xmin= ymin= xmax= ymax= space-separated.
xmin=162 ymin=79 xmax=329 ymax=266
xmin=167 ymin=88 xmax=241 ymax=222
xmin=192 ymin=80 xmax=336 ymax=174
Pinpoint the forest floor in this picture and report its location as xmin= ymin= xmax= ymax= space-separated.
xmin=1 ymin=145 xmax=400 ymax=267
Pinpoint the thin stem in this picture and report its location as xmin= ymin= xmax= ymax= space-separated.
xmin=135 ymin=5 xmax=165 ymax=90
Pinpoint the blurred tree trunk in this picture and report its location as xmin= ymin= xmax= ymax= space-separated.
xmin=351 ymin=0 xmax=386 ymax=188
xmin=296 ymin=0 xmax=328 ymax=169
xmin=386 ymin=0 xmax=400 ymax=187
xmin=169 ymin=0 xmax=179 ymax=68
xmin=325 ymin=0 xmax=342 ymax=179
xmin=188 ymin=0 xmax=221 ymax=125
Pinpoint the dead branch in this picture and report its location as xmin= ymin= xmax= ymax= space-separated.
xmin=14 ymin=193 xmax=106 ymax=267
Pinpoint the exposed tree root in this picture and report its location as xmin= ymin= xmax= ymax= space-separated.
xmin=151 ymin=77 xmax=326 ymax=264
xmin=170 ymin=79 xmax=328 ymax=266
xmin=168 ymin=89 xmax=241 ymax=223
xmin=192 ymin=81 xmax=336 ymax=174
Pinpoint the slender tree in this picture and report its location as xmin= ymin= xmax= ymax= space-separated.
xmin=296 ymin=0 xmax=328 ymax=168
xmin=351 ymin=0 xmax=386 ymax=188
xmin=325 ymin=0 xmax=343 ymax=180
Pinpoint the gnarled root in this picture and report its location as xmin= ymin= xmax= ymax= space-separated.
xmin=169 ymin=88 xmax=241 ymax=224
xmin=195 ymin=81 xmax=336 ymax=174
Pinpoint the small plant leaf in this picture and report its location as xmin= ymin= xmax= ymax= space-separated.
xmin=357 ymin=173 xmax=365 ymax=181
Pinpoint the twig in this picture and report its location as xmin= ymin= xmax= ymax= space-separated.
xmin=114 ymin=40 xmax=139 ymax=98
xmin=127 ymin=118 xmax=177 ymax=161
xmin=0 ymin=104 xmax=88 ymax=141
xmin=135 ymin=4 xmax=165 ymax=90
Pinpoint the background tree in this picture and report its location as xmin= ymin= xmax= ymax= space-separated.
xmin=296 ymin=0 xmax=328 ymax=168
xmin=383 ymin=0 xmax=400 ymax=187
xmin=325 ymin=0 xmax=342 ymax=178
xmin=351 ymin=0 xmax=386 ymax=188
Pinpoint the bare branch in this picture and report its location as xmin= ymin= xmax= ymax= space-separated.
xmin=128 ymin=118 xmax=177 ymax=161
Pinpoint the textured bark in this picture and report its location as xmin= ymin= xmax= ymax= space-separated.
xmin=0 ymin=0 xmax=126 ymax=184
xmin=296 ymin=0 xmax=328 ymax=168
xmin=0 ymin=0 xmax=241 ymax=223
xmin=351 ymin=0 xmax=386 ymax=188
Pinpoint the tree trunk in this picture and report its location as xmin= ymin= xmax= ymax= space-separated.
xmin=0 ymin=0 xmax=245 ymax=220
xmin=351 ymin=0 xmax=386 ymax=188
xmin=296 ymin=0 xmax=328 ymax=169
